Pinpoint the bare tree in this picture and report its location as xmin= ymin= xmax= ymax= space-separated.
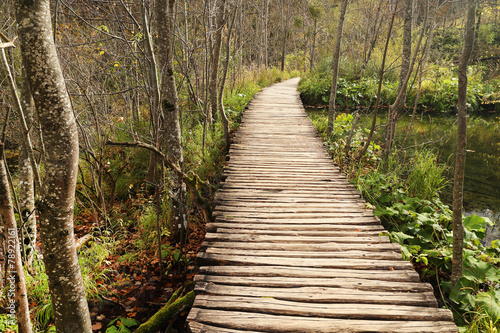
xmin=156 ymin=0 xmax=188 ymax=242
xmin=209 ymin=0 xmax=228 ymax=128
xmin=0 ymin=143 xmax=32 ymax=333
xmin=0 ymin=31 xmax=38 ymax=266
xmin=18 ymin=73 xmax=37 ymax=266
xmin=358 ymin=0 xmax=399 ymax=159
xmin=326 ymin=0 xmax=349 ymax=136
xmin=15 ymin=0 xmax=92 ymax=331
xmin=451 ymin=0 xmax=477 ymax=289
xmin=308 ymin=2 xmax=322 ymax=70
xmin=142 ymin=0 xmax=163 ymax=185
xmin=383 ymin=0 xmax=413 ymax=158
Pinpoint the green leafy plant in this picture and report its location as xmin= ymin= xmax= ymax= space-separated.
xmin=106 ymin=316 xmax=140 ymax=333
xmin=0 ymin=314 xmax=18 ymax=332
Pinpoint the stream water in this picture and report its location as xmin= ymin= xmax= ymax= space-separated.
xmin=309 ymin=108 xmax=500 ymax=243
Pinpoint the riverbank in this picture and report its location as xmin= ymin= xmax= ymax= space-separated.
xmin=306 ymin=109 xmax=500 ymax=331
xmin=307 ymin=107 xmax=500 ymax=240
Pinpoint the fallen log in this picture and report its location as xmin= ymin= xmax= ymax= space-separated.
xmin=134 ymin=289 xmax=195 ymax=333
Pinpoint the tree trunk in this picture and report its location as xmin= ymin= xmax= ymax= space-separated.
xmin=451 ymin=0 xmax=477 ymax=289
xmin=326 ymin=0 xmax=349 ymax=136
xmin=157 ymin=0 xmax=188 ymax=243
xmin=357 ymin=0 xmax=384 ymax=79
xmin=0 ymin=42 xmax=39 ymax=267
xmin=0 ymin=144 xmax=32 ymax=332
xmin=218 ymin=2 xmax=239 ymax=150
xmin=264 ymin=0 xmax=269 ymax=68
xmin=310 ymin=19 xmax=317 ymax=70
xmin=358 ymin=0 xmax=399 ymax=160
xmin=15 ymin=1 xmax=92 ymax=331
xmin=18 ymin=72 xmax=37 ymax=266
xmin=209 ymin=0 xmax=226 ymax=126
xmin=280 ymin=0 xmax=289 ymax=71
xmin=402 ymin=0 xmax=434 ymax=147
xmin=142 ymin=0 xmax=163 ymax=186
xmin=383 ymin=0 xmax=413 ymax=158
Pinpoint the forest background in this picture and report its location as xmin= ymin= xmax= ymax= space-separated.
xmin=0 ymin=0 xmax=500 ymax=332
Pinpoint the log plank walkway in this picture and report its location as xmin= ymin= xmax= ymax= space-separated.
xmin=186 ymin=78 xmax=457 ymax=332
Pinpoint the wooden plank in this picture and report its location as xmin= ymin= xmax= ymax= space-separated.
xmin=198 ymin=266 xmax=421 ymax=282
xmin=223 ymin=179 xmax=352 ymax=185
xmin=197 ymin=253 xmax=413 ymax=270
xmin=213 ymin=205 xmax=368 ymax=214
xmin=212 ymin=228 xmax=383 ymax=237
xmin=214 ymin=196 xmax=363 ymax=204
xmin=194 ymin=275 xmax=432 ymax=293
xmin=193 ymin=284 xmax=438 ymax=307
xmin=192 ymin=295 xmax=453 ymax=321
xmin=188 ymin=322 xmax=264 ymax=333
xmin=215 ymin=190 xmax=361 ymax=197
xmin=223 ymin=164 xmax=340 ymax=170
xmin=219 ymin=184 xmax=358 ymax=191
xmin=200 ymin=241 xmax=401 ymax=253
xmin=203 ymin=233 xmax=391 ymax=244
xmin=187 ymin=309 xmax=458 ymax=333
xmin=215 ymin=201 xmax=366 ymax=208
xmin=213 ymin=212 xmax=374 ymax=219
xmin=202 ymin=239 xmax=399 ymax=252
xmin=204 ymin=248 xmax=401 ymax=260
xmin=205 ymin=222 xmax=385 ymax=231
xmin=214 ymin=216 xmax=381 ymax=225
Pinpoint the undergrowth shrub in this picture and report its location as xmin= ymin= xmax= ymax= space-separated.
xmin=308 ymin=109 xmax=500 ymax=332
xmin=25 ymin=238 xmax=115 ymax=331
xmin=299 ymin=58 xmax=493 ymax=113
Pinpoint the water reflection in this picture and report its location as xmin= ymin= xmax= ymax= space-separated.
xmin=308 ymin=108 xmax=500 ymax=241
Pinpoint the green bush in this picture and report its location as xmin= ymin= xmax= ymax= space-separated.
xmin=25 ymin=238 xmax=115 ymax=331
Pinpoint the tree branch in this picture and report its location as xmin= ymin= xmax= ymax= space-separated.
xmin=105 ymin=140 xmax=185 ymax=179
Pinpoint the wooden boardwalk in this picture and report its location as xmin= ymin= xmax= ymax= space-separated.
xmin=186 ymin=78 xmax=457 ymax=332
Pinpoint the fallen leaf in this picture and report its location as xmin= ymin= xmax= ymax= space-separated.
xmin=92 ymin=322 xmax=103 ymax=330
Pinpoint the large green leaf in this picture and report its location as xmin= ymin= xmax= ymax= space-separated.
xmin=463 ymin=215 xmax=493 ymax=240
xmin=474 ymin=290 xmax=500 ymax=323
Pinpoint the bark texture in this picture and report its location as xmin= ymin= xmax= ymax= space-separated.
xmin=326 ymin=0 xmax=349 ymax=136
xmin=451 ymin=0 xmax=477 ymax=289
xmin=15 ymin=0 xmax=92 ymax=331
xmin=156 ymin=0 xmax=188 ymax=241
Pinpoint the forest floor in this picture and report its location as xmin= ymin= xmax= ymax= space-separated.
xmin=74 ymin=205 xmax=208 ymax=332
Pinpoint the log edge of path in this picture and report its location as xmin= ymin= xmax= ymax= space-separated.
xmin=186 ymin=78 xmax=458 ymax=333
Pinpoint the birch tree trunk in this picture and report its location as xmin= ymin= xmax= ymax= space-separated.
xmin=0 ymin=144 xmax=32 ymax=333
xmin=157 ymin=0 xmax=188 ymax=242
xmin=15 ymin=0 xmax=92 ymax=331
xmin=326 ymin=0 xmax=349 ymax=136
xmin=451 ymin=0 xmax=477 ymax=289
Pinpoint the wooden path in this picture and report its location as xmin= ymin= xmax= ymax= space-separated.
xmin=186 ymin=78 xmax=457 ymax=332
